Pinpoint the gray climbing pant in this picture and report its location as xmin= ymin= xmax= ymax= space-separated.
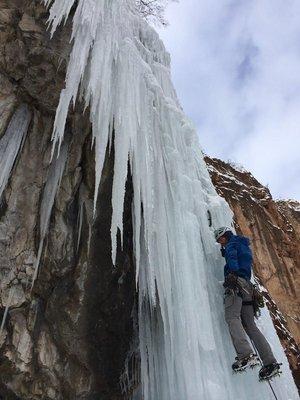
xmin=224 ymin=279 xmax=277 ymax=366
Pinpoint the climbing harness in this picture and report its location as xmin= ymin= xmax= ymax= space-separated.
xmin=236 ymin=277 xmax=251 ymax=295
xmin=242 ymin=283 xmax=265 ymax=318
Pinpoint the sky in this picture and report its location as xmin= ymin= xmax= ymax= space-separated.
xmin=157 ymin=0 xmax=300 ymax=200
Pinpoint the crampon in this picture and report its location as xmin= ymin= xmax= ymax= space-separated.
xmin=232 ymin=353 xmax=260 ymax=373
xmin=259 ymin=363 xmax=283 ymax=381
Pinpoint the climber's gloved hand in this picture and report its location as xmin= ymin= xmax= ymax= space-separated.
xmin=223 ymin=273 xmax=238 ymax=289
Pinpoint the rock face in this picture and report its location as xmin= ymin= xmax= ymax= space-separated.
xmin=0 ymin=1 xmax=136 ymax=399
xmin=205 ymin=156 xmax=300 ymax=390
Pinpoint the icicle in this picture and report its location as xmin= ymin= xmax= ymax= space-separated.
xmin=0 ymin=285 xmax=16 ymax=339
xmin=87 ymin=224 xmax=92 ymax=257
xmin=31 ymin=142 xmax=68 ymax=289
xmin=0 ymin=104 xmax=31 ymax=200
xmin=42 ymin=1 xmax=299 ymax=399
xmin=76 ymin=199 xmax=84 ymax=252
xmin=43 ymin=0 xmax=76 ymax=37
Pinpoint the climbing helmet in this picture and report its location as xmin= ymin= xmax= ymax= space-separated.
xmin=214 ymin=226 xmax=232 ymax=241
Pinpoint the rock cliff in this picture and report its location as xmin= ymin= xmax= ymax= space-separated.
xmin=0 ymin=1 xmax=136 ymax=399
xmin=205 ymin=156 xmax=300 ymax=390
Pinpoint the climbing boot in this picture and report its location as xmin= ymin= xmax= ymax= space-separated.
xmin=259 ymin=363 xmax=282 ymax=381
xmin=232 ymin=353 xmax=259 ymax=372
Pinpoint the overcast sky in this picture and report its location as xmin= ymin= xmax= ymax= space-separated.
xmin=157 ymin=0 xmax=300 ymax=200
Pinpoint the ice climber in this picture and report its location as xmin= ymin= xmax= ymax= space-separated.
xmin=214 ymin=227 xmax=281 ymax=380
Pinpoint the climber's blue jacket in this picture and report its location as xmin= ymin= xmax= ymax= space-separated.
xmin=223 ymin=233 xmax=252 ymax=281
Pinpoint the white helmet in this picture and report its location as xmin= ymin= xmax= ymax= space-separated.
xmin=214 ymin=226 xmax=232 ymax=241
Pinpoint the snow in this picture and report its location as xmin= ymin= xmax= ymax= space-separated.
xmin=208 ymin=164 xmax=270 ymax=198
xmin=0 ymin=104 xmax=31 ymax=200
xmin=43 ymin=1 xmax=299 ymax=399
xmin=282 ymin=199 xmax=300 ymax=212
xmin=267 ymin=221 xmax=282 ymax=231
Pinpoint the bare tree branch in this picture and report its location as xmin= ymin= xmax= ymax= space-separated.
xmin=136 ymin=0 xmax=177 ymax=26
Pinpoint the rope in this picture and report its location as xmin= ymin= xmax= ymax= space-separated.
xmin=250 ymin=339 xmax=279 ymax=400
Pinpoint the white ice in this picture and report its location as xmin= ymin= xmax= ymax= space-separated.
xmin=31 ymin=142 xmax=68 ymax=288
xmin=0 ymin=104 xmax=31 ymax=200
xmin=42 ymin=1 xmax=299 ymax=399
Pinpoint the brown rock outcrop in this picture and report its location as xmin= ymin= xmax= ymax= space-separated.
xmin=205 ymin=156 xmax=300 ymax=389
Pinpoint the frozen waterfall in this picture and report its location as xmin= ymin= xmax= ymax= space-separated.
xmin=43 ymin=0 xmax=299 ymax=399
